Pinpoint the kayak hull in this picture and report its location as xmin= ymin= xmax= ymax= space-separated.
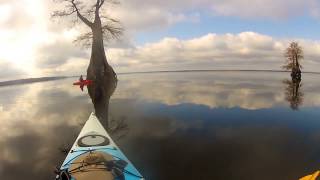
xmin=59 ymin=112 xmax=144 ymax=180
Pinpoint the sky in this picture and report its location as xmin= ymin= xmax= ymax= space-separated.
xmin=1 ymin=0 xmax=320 ymax=80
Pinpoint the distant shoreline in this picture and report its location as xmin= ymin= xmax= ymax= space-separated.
xmin=0 ymin=77 xmax=68 ymax=87
xmin=117 ymin=69 xmax=320 ymax=75
xmin=0 ymin=70 xmax=319 ymax=87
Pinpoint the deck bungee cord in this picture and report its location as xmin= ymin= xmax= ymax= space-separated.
xmin=56 ymin=148 xmax=143 ymax=180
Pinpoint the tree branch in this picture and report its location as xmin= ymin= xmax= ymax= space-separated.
xmin=71 ymin=0 xmax=93 ymax=27
xmin=95 ymin=0 xmax=100 ymax=11
xmin=52 ymin=9 xmax=77 ymax=17
xmin=74 ymin=20 xmax=123 ymax=48
xmin=53 ymin=0 xmax=123 ymax=48
xmin=99 ymin=0 xmax=105 ymax=8
xmin=102 ymin=23 xmax=123 ymax=39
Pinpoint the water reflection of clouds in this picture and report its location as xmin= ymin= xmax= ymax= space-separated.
xmin=0 ymin=85 xmax=28 ymax=111
xmin=111 ymin=100 xmax=320 ymax=180
xmin=114 ymin=73 xmax=298 ymax=109
xmin=1 ymin=73 xmax=320 ymax=179
xmin=112 ymin=101 xmax=205 ymax=138
xmin=110 ymin=71 xmax=320 ymax=179
xmin=0 ymin=78 xmax=92 ymax=179
xmin=115 ymin=72 xmax=320 ymax=110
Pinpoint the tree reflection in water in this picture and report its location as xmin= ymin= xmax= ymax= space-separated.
xmin=87 ymin=75 xmax=129 ymax=138
xmin=283 ymin=77 xmax=303 ymax=110
xmin=59 ymin=76 xmax=128 ymax=155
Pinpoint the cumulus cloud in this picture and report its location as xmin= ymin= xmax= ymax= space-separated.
xmin=0 ymin=0 xmax=53 ymax=79
xmin=107 ymin=32 xmax=320 ymax=72
xmin=36 ymin=41 xmax=88 ymax=68
xmin=34 ymin=36 xmax=90 ymax=76
xmin=1 ymin=0 xmax=320 ymax=79
xmin=31 ymin=32 xmax=320 ymax=75
xmin=209 ymin=0 xmax=319 ymax=19
xmin=109 ymin=0 xmax=320 ymax=32
xmin=0 ymin=61 xmax=25 ymax=81
xmin=109 ymin=1 xmax=200 ymax=32
xmin=0 ymin=1 xmax=37 ymax=29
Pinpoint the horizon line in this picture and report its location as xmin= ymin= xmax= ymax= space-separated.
xmin=116 ymin=69 xmax=320 ymax=75
xmin=1 ymin=69 xmax=319 ymax=85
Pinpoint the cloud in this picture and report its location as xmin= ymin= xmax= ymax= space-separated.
xmin=209 ymin=0 xmax=318 ymax=19
xmin=34 ymin=37 xmax=90 ymax=76
xmin=3 ymin=29 xmax=320 ymax=78
xmin=109 ymin=1 xmax=200 ymax=32
xmin=1 ymin=0 xmax=320 ymax=79
xmin=31 ymin=31 xmax=320 ymax=75
xmin=36 ymin=41 xmax=87 ymax=68
xmin=107 ymin=32 xmax=320 ymax=72
xmin=0 ymin=0 xmax=53 ymax=79
xmin=0 ymin=1 xmax=36 ymax=29
xmin=108 ymin=0 xmax=320 ymax=32
xmin=0 ymin=61 xmax=25 ymax=81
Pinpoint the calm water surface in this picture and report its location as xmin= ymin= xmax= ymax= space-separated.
xmin=0 ymin=71 xmax=320 ymax=180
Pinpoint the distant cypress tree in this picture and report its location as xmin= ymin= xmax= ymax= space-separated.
xmin=283 ymin=42 xmax=303 ymax=80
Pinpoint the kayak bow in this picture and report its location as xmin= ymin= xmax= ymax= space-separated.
xmin=55 ymin=112 xmax=144 ymax=180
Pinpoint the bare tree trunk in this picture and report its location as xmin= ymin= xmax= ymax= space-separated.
xmin=87 ymin=15 xmax=117 ymax=129
xmin=53 ymin=0 xmax=120 ymax=128
xmin=291 ymin=53 xmax=301 ymax=80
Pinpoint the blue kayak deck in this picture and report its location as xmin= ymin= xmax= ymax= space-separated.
xmin=59 ymin=112 xmax=144 ymax=180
